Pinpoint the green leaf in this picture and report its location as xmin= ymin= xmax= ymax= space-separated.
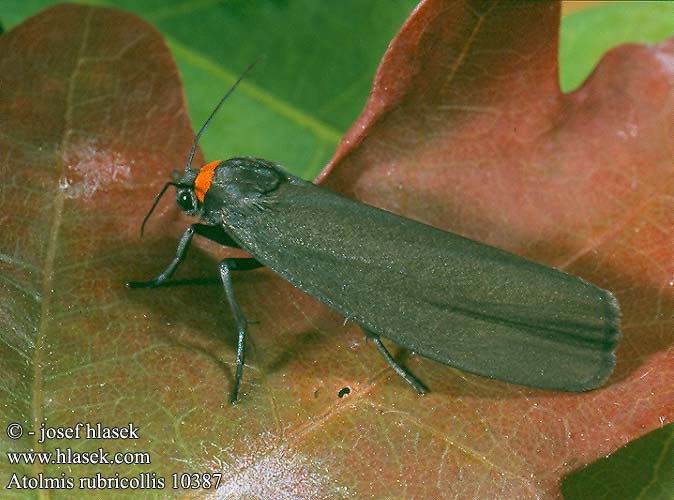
xmin=562 ymin=423 xmax=674 ymax=500
xmin=559 ymin=1 xmax=672 ymax=91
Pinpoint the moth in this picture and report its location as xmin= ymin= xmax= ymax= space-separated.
xmin=129 ymin=69 xmax=621 ymax=402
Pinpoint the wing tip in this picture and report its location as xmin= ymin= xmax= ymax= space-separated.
xmin=571 ymin=287 xmax=622 ymax=392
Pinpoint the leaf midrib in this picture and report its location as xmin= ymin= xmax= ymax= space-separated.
xmin=31 ymin=9 xmax=94 ymax=500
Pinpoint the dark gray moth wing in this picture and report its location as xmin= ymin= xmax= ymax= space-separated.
xmin=209 ymin=161 xmax=620 ymax=392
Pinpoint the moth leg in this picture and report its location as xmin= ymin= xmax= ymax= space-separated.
xmin=364 ymin=330 xmax=427 ymax=396
xmin=127 ymin=224 xmax=242 ymax=288
xmin=219 ymin=257 xmax=263 ymax=403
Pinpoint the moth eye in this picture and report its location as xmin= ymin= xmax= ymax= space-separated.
xmin=177 ymin=191 xmax=195 ymax=212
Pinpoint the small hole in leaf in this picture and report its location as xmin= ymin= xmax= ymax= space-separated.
xmin=337 ymin=387 xmax=351 ymax=398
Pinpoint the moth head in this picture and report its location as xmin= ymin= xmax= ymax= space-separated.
xmin=174 ymin=168 xmax=200 ymax=216
xmin=139 ymin=169 xmax=200 ymax=237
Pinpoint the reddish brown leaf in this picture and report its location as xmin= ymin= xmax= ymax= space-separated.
xmin=1 ymin=2 xmax=672 ymax=499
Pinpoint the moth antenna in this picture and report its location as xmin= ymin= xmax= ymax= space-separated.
xmin=184 ymin=58 xmax=263 ymax=174
xmin=140 ymin=181 xmax=179 ymax=238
